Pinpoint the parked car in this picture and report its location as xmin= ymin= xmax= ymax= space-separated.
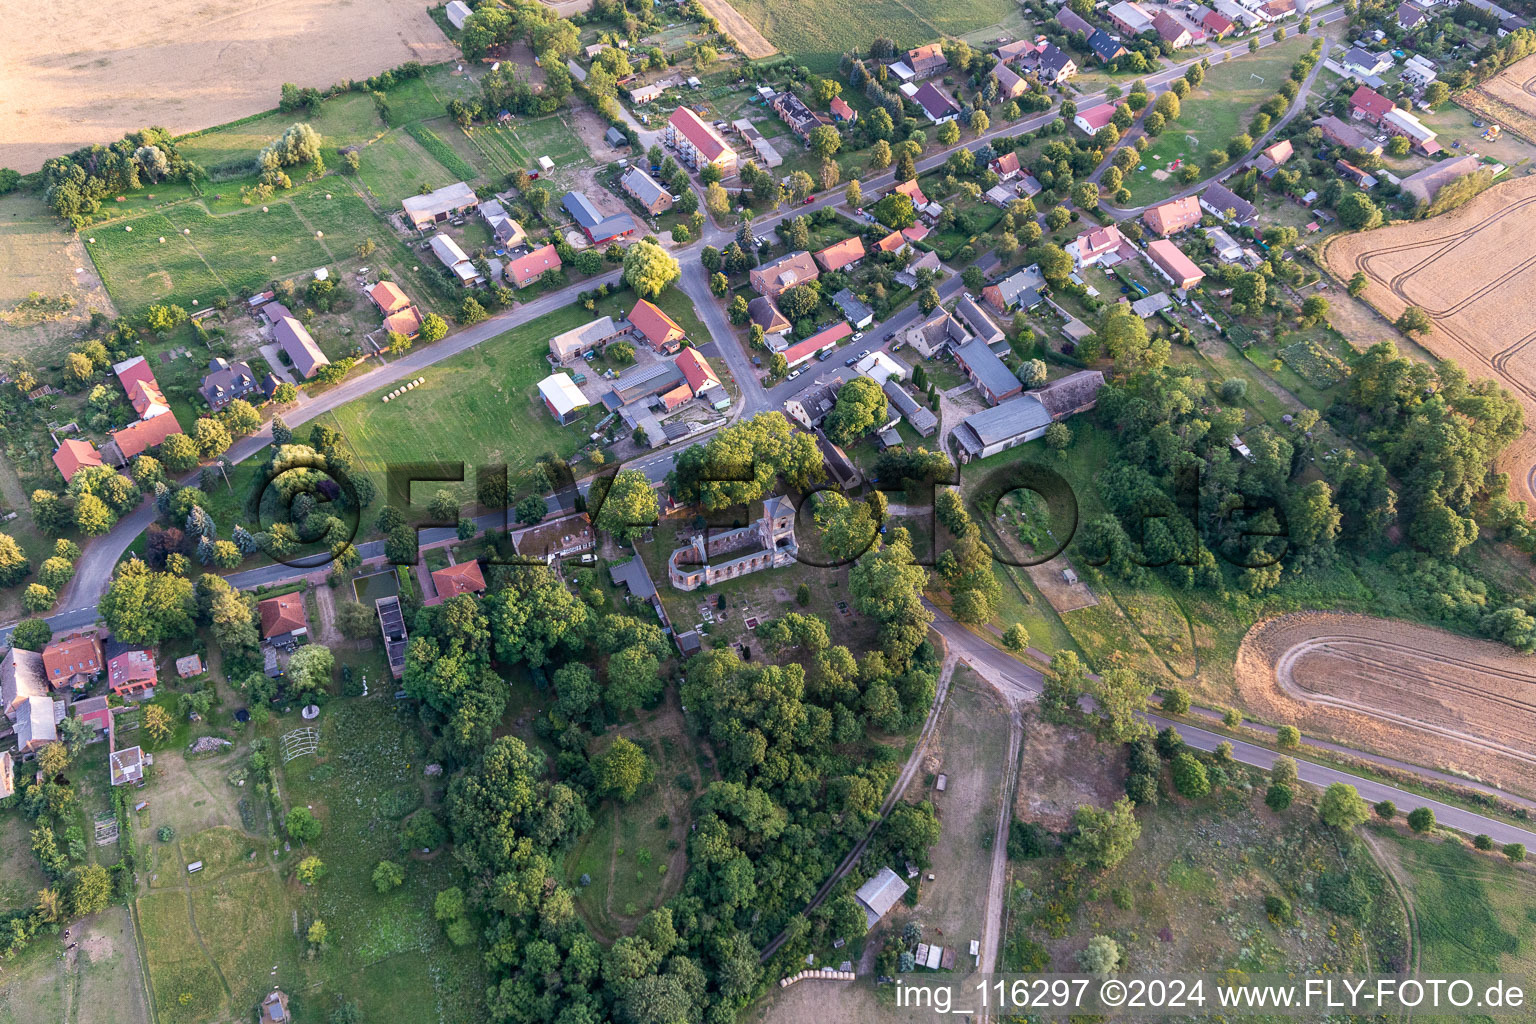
xmin=844 ymin=355 xmax=859 ymax=366
xmin=851 ymin=331 xmax=864 ymax=342
xmin=786 ymin=369 xmax=802 ymax=380
xmin=802 ymin=195 xmax=815 ymax=204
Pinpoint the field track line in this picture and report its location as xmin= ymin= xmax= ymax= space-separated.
xmin=1273 ymin=633 xmax=1536 ymax=768
xmin=1361 ymin=829 xmax=1421 ymax=989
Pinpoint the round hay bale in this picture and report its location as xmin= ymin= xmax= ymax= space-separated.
xmin=159 ymin=237 xmax=165 ymax=243
xmin=124 ymin=226 xmax=132 ymax=232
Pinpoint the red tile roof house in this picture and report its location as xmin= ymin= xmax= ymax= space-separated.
xmin=430 ymin=561 xmax=487 ymax=603
xmin=43 ymin=633 xmax=104 ymax=690
xmin=1142 ymin=195 xmax=1203 ymax=236
xmin=1073 ymin=102 xmax=1118 ymax=136
xmin=894 ymin=179 xmax=930 ymax=208
xmin=52 ymin=438 xmax=103 ymax=483
xmin=1350 ymin=85 xmax=1396 ymax=125
xmin=829 ymin=97 xmax=857 ymax=122
xmin=107 ymin=410 xmax=183 ymax=464
xmin=108 ymin=648 xmax=157 ymax=697
xmin=815 ymin=236 xmax=866 ymax=272
xmin=368 ymin=280 xmax=412 ymax=316
xmin=628 ymin=299 xmax=686 ymax=352
xmin=258 ymin=594 xmax=310 ymax=643
xmin=1152 ymin=10 xmax=1195 ymax=47
xmin=874 ymin=230 xmax=909 ymax=254
xmin=113 ymin=355 xmax=157 ymax=395
xmin=1202 ymin=9 xmax=1235 ymax=37
xmin=506 ymin=244 xmax=563 ymax=288
xmin=665 ymin=107 xmax=738 ymax=174
xmin=1070 ymin=224 xmax=1126 ymax=268
xmin=676 ymin=348 xmax=722 ymax=397
xmin=658 ymin=383 xmax=693 ymax=411
xmin=749 ymin=250 xmax=819 ymax=299
xmin=1146 ymin=239 xmax=1206 ymax=290
xmin=991 ymin=152 xmax=1022 ymax=179
xmin=785 ymin=322 xmax=853 ymax=369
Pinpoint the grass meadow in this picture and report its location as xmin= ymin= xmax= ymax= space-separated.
xmin=729 ymin=0 xmax=1014 ymax=71
xmin=135 ymin=697 xmax=488 ymax=1024
xmin=1121 ymin=36 xmax=1312 ymax=205
xmin=318 ymin=283 xmax=707 ymax=502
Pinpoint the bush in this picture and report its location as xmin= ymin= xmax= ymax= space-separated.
xmin=1474 ymin=834 xmax=1494 ymax=851
xmin=1155 ymin=726 xmax=1184 ymax=759
xmin=1160 ymin=687 xmax=1189 ymax=715
xmin=1171 ymin=752 xmax=1210 ymax=799
xmin=1317 ymin=869 xmax=1372 ymax=918
xmin=1265 ymin=782 xmax=1294 ymax=811
xmin=1007 ymin=820 xmax=1052 ymax=860
xmin=1275 ymin=725 xmax=1300 ymax=748
xmin=1406 ymin=807 xmax=1436 ymax=833
xmin=1505 ymin=843 xmax=1526 ymax=862
xmin=1373 ymin=800 xmax=1396 ymax=820
xmin=1264 ymin=893 xmax=1293 ymax=923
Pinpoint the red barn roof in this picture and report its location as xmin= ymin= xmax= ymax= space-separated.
xmin=111 ymin=411 xmax=183 ymax=460
xmin=815 ymin=236 xmax=866 ymax=272
xmin=258 ymin=594 xmax=309 ymax=638
xmin=1351 ymin=85 xmax=1395 ymax=123
xmin=52 ymin=439 xmax=103 ymax=483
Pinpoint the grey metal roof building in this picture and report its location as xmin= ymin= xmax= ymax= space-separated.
xmin=854 ymin=867 xmax=910 ymax=929
xmin=953 ymin=338 xmax=1022 ymax=406
xmin=955 ymin=295 xmax=1004 ymax=346
xmin=953 ymin=395 xmax=1053 ymax=461
xmin=832 ymin=289 xmax=875 ymax=328
xmin=1200 ymin=182 xmax=1256 ymax=224
xmin=882 ymin=379 xmax=938 ymax=437
xmin=563 ymin=190 xmax=604 ymax=227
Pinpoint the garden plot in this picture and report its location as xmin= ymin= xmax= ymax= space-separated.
xmin=1236 ymin=611 xmax=1536 ymax=797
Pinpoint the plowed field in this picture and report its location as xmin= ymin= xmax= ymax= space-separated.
xmin=1235 ymin=612 xmax=1536 ymax=796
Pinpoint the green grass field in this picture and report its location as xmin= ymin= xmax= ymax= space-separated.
xmin=1380 ymin=830 xmax=1536 ymax=985
xmin=1123 ymin=37 xmax=1312 ymax=205
xmin=318 ymin=284 xmax=706 ymax=501
xmin=730 ymin=0 xmax=1015 ymax=71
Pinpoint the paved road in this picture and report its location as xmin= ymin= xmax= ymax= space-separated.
xmin=927 ymin=605 xmax=1536 ymax=847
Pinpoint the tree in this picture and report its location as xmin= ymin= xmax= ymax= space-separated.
xmin=101 ymin=560 xmax=196 ymax=645
xmin=1406 ymin=806 xmax=1436 ymax=832
xmin=287 ymin=806 xmax=323 ymax=843
xmin=1387 ymin=134 xmax=1411 ymax=158
xmin=823 ymin=378 xmax=888 ymax=446
xmin=1071 ymin=182 xmax=1099 ymax=210
xmin=593 ymin=470 xmax=658 ymax=543
xmin=70 ymin=864 xmax=112 ymax=916
xmin=1171 ymin=752 xmax=1211 ymax=798
xmin=286 ymin=644 xmax=335 ymax=695
xmin=1046 ymin=205 xmax=1072 ymax=231
xmin=372 ymin=860 xmax=405 ymax=893
xmin=595 ymin=735 xmax=653 ymax=801
xmin=705 ymin=181 xmax=730 ymax=217
xmin=1276 ymin=724 xmax=1300 ymax=748
xmin=1040 ymin=649 xmax=1088 ymax=721
xmin=1266 ymin=782 xmax=1294 ymax=810
xmin=1044 ymin=421 xmax=1073 ymax=450
xmin=1002 ymin=623 xmax=1030 ymax=652
xmin=297 ymin=855 xmax=326 ymax=885
xmin=846 ymin=178 xmax=863 ymax=209
xmin=1395 ymin=305 xmax=1432 ymax=336
xmin=1424 ymin=81 xmax=1450 ymax=108
xmin=1068 ymin=797 xmax=1140 ymax=872
xmin=1504 ymin=843 xmax=1527 ymax=862
xmin=75 ymin=492 xmax=114 ymax=535
xmin=808 ymin=124 xmax=841 ymax=159
xmin=1154 ymin=90 xmax=1181 ymax=122
xmin=1337 ymin=191 xmax=1382 ymax=230
xmin=1318 ymin=782 xmax=1370 ymax=830
xmin=143 ymin=704 xmax=173 ymax=743
xmin=623 ymin=240 xmax=680 ymax=298
xmin=1091 ymin=667 xmax=1153 ymax=742
xmin=11 ymin=618 xmax=52 ymax=652
xmin=419 ymin=313 xmax=448 ymax=343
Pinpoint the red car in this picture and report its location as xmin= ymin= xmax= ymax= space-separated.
xmin=802 ymin=195 xmax=815 ymax=204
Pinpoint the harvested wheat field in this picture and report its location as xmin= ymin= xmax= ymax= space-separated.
xmin=0 ymin=0 xmax=456 ymax=173
xmin=699 ymin=0 xmax=779 ymax=58
xmin=1321 ymin=176 xmax=1536 ymax=503
xmin=1235 ymin=612 xmax=1536 ymax=796
xmin=1457 ymin=53 xmax=1536 ymax=143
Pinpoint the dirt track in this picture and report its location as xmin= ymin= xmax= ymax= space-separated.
xmin=1235 ymin=612 xmax=1536 ymax=796
xmin=1320 ymin=176 xmax=1536 ymax=506
xmin=0 ymin=0 xmax=457 ymax=173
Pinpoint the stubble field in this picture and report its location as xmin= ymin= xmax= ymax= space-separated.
xmin=0 ymin=0 xmax=457 ymax=173
xmin=1235 ymin=612 xmax=1536 ymax=796
xmin=1320 ymin=176 xmax=1536 ymax=505
xmin=1455 ymin=53 xmax=1536 ymax=144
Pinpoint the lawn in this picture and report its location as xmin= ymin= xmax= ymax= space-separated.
xmin=318 ymin=284 xmax=703 ymax=505
xmin=177 ymin=93 xmax=387 ymax=179
xmin=728 ymin=0 xmax=1015 ymax=72
xmin=356 ymin=129 xmax=461 ymax=207
xmin=1121 ymin=36 xmax=1312 ymax=206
